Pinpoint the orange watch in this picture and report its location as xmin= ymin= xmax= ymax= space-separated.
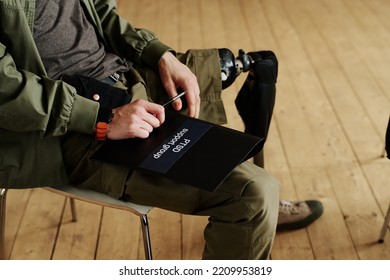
xmin=95 ymin=111 xmax=114 ymax=141
xmin=95 ymin=122 xmax=108 ymax=141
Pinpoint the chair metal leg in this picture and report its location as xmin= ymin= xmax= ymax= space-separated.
xmin=69 ymin=198 xmax=78 ymax=222
xmin=378 ymin=202 xmax=390 ymax=243
xmin=0 ymin=188 xmax=8 ymax=260
xmin=140 ymin=214 xmax=152 ymax=260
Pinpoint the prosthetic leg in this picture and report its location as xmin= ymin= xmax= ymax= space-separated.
xmin=219 ymin=49 xmax=324 ymax=230
xmin=219 ymin=48 xmax=278 ymax=167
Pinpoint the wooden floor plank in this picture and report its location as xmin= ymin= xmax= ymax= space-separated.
xmin=301 ymin=0 xmax=386 ymax=162
xmin=326 ymin=162 xmax=390 ymax=259
xmin=291 ymin=167 xmax=358 ymax=260
xmin=96 ymin=207 xmax=142 ymax=260
xmin=262 ymin=0 xmax=352 ymax=168
xmin=52 ymin=199 xmax=102 ymax=260
xmin=10 ymin=189 xmax=65 ymax=259
xmin=148 ymin=209 xmax=182 ymax=260
xmin=342 ymin=0 xmax=390 ymax=104
xmin=3 ymin=189 xmax=32 ymax=260
xmin=361 ymin=159 xmax=390 ymax=216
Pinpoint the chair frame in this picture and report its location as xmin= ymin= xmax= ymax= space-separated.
xmin=0 ymin=186 xmax=153 ymax=260
xmin=378 ymin=116 xmax=390 ymax=243
xmin=378 ymin=203 xmax=390 ymax=243
xmin=0 ymin=188 xmax=7 ymax=260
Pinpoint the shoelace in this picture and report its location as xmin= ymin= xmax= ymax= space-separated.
xmin=279 ymin=200 xmax=304 ymax=214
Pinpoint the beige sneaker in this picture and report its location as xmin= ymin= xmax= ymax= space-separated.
xmin=277 ymin=200 xmax=323 ymax=230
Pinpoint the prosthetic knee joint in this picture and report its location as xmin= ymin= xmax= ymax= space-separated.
xmin=219 ymin=48 xmax=253 ymax=89
xmin=218 ymin=48 xmax=278 ymax=89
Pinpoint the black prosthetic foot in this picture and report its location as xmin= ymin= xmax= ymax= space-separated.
xmin=235 ymin=50 xmax=278 ymax=141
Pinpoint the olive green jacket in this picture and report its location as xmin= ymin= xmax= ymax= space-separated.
xmin=0 ymin=0 xmax=171 ymax=188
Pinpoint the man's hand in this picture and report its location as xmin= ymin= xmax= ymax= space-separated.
xmin=107 ymin=99 xmax=165 ymax=140
xmin=158 ymin=52 xmax=200 ymax=118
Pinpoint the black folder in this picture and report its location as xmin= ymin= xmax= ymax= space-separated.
xmin=91 ymin=110 xmax=264 ymax=191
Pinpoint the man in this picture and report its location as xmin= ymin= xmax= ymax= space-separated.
xmin=0 ymin=0 xmax=321 ymax=259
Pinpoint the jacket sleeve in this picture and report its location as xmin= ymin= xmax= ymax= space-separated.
xmin=0 ymin=42 xmax=99 ymax=137
xmin=91 ymin=0 xmax=174 ymax=69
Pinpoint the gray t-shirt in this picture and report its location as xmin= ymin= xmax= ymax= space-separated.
xmin=33 ymin=0 xmax=129 ymax=80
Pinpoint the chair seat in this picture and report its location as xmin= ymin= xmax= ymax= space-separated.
xmin=46 ymin=185 xmax=152 ymax=215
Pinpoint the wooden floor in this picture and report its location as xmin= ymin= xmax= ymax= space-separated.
xmin=3 ymin=0 xmax=390 ymax=260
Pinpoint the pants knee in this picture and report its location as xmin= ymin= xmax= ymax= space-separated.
xmin=242 ymin=167 xmax=280 ymax=227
